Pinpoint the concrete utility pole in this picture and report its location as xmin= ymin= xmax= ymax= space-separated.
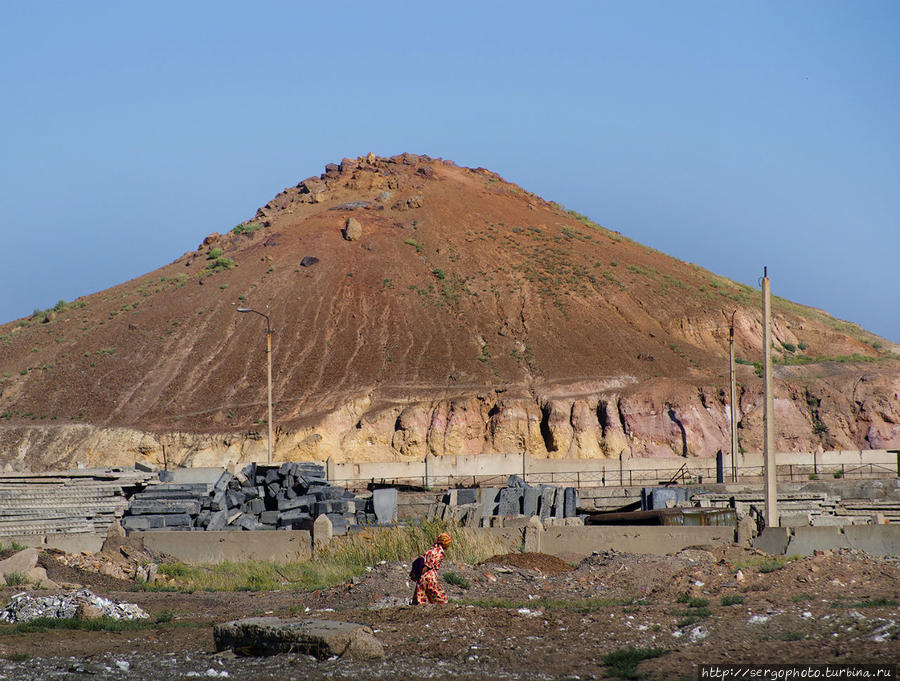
xmin=761 ymin=268 xmax=778 ymax=527
xmin=729 ymin=310 xmax=739 ymax=482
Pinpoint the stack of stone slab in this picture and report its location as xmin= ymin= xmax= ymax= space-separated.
xmin=432 ymin=476 xmax=579 ymax=527
xmin=122 ymin=463 xmax=397 ymax=535
xmin=689 ymin=489 xmax=898 ymax=527
xmin=0 ymin=468 xmax=154 ymax=538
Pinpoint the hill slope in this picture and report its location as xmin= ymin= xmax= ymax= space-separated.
xmin=2 ymin=153 xmax=899 ymax=470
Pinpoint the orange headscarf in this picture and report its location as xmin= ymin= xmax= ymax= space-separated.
xmin=436 ymin=532 xmax=452 ymax=548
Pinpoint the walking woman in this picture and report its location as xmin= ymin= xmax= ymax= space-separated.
xmin=412 ymin=532 xmax=452 ymax=605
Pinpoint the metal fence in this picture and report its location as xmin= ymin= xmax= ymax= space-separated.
xmin=331 ymin=460 xmax=899 ymax=491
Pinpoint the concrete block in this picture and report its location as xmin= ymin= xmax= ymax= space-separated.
xmin=524 ymin=523 xmax=542 ymax=552
xmin=122 ymin=516 xmax=151 ymax=531
xmin=244 ymin=498 xmax=266 ymax=515
xmin=563 ymin=487 xmax=577 ymax=517
xmin=308 ymin=486 xmax=328 ymax=500
xmin=313 ymin=514 xmax=333 ymax=546
xmin=479 ymin=487 xmax=499 ymax=517
xmin=326 ymin=513 xmax=349 ymax=536
xmin=279 ymin=462 xmax=298 ymax=477
xmin=330 ymin=500 xmax=350 ymax=514
xmin=507 ymin=474 xmax=526 ymax=489
xmin=207 ymin=510 xmax=229 ymax=531
xmin=129 ymin=499 xmax=200 ymax=515
xmin=278 ymin=508 xmax=312 ymax=523
xmin=523 ymin=486 xmax=540 ymax=516
xmin=499 ymin=488 xmax=522 ymax=517
xmin=315 ymin=501 xmax=333 ymax=516
xmin=278 ymin=494 xmax=314 ymax=511
xmin=213 ymin=471 xmax=233 ymax=493
xmin=843 ymin=525 xmax=900 ymax=556
xmin=324 ymin=486 xmax=347 ymax=500
xmin=373 ymin=488 xmax=398 ymax=525
xmin=158 ymin=470 xmax=175 ymax=482
xmin=539 ymin=486 xmax=556 ymax=519
xmin=779 ymin=512 xmax=812 ymax=527
xmin=267 ymin=482 xmax=281 ymax=497
xmin=753 ymin=527 xmax=791 ymax=555
xmin=213 ymin=617 xmax=383 ymax=660
xmin=457 ymin=489 xmax=478 ymax=505
xmin=209 ymin=490 xmax=226 ymax=511
xmin=226 ymin=490 xmax=246 ymax=508
xmin=163 ymin=514 xmax=193 ymax=527
xmin=553 ymin=492 xmax=565 ymax=519
xmin=786 ymin=526 xmax=849 ymax=556
xmin=238 ymin=515 xmax=265 ymax=531
xmin=503 ymin=516 xmax=531 ymax=529
xmin=260 ymin=511 xmax=280 ymax=525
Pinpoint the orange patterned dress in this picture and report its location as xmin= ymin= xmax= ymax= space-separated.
xmin=413 ymin=543 xmax=448 ymax=604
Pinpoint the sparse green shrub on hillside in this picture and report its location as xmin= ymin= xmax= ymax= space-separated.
xmin=207 ymin=256 xmax=236 ymax=272
xmin=233 ymin=222 xmax=264 ymax=235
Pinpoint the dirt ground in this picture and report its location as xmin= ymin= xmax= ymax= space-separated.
xmin=1 ymin=546 xmax=898 ymax=680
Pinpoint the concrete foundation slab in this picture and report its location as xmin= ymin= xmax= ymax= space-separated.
xmin=213 ymin=617 xmax=383 ymax=660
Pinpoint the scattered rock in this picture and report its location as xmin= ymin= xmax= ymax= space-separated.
xmin=0 ymin=548 xmax=39 ymax=578
xmin=343 ymin=217 xmax=362 ymax=241
xmin=26 ymin=566 xmax=60 ymax=589
xmin=300 ymin=256 xmax=319 ymax=267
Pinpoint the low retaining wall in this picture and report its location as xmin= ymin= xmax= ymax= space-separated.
xmin=141 ymin=530 xmax=312 ymax=564
xmin=755 ymin=525 xmax=900 ymax=557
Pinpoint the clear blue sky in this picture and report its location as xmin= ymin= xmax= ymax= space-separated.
xmin=2 ymin=1 xmax=898 ymax=342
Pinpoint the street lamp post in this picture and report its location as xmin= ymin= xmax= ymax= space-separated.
xmin=729 ymin=310 xmax=738 ymax=482
xmin=237 ymin=308 xmax=273 ymax=465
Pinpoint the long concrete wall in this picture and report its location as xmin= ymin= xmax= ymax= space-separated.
xmin=327 ymin=449 xmax=898 ymax=487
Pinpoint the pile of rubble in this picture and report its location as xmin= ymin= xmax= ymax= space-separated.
xmin=0 ymin=588 xmax=148 ymax=623
xmin=123 ymin=463 xmax=396 ymax=535
xmin=430 ymin=476 xmax=580 ymax=527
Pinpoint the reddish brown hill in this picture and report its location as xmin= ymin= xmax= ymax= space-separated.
xmin=1 ymin=153 xmax=899 ymax=471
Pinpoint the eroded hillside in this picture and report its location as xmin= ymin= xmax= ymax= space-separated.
xmin=1 ymin=153 xmax=899 ymax=470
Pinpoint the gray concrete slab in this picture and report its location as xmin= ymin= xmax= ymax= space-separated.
xmin=372 ymin=488 xmax=398 ymax=525
xmin=499 ymin=488 xmax=522 ymax=517
xmin=753 ymin=527 xmax=791 ymax=555
xmin=843 ymin=525 xmax=900 ymax=556
xmin=523 ymin=486 xmax=540 ymax=516
xmin=785 ymin=526 xmax=849 ymax=555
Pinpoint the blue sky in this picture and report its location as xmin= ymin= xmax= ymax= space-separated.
xmin=1 ymin=1 xmax=898 ymax=342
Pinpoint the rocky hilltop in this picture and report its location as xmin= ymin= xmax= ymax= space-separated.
xmin=1 ymin=153 xmax=899 ymax=471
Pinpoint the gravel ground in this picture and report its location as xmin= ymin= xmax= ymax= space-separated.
xmin=1 ymin=547 xmax=898 ymax=680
